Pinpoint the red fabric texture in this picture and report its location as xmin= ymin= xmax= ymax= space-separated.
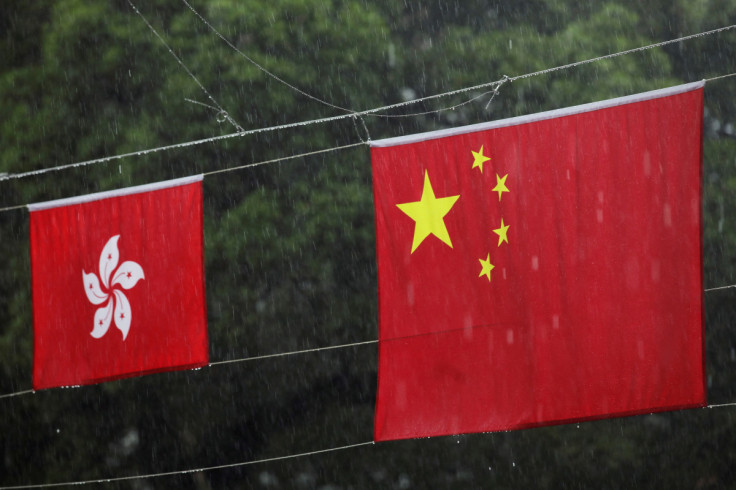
xmin=371 ymin=87 xmax=705 ymax=441
xmin=30 ymin=180 xmax=208 ymax=390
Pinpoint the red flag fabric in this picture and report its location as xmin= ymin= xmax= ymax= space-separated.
xmin=370 ymin=82 xmax=705 ymax=441
xmin=29 ymin=176 xmax=208 ymax=390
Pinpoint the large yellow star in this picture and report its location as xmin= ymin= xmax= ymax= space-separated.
xmin=492 ymin=173 xmax=510 ymax=201
xmin=397 ymin=170 xmax=460 ymax=253
xmin=478 ymin=253 xmax=495 ymax=282
xmin=493 ymin=218 xmax=509 ymax=246
xmin=471 ymin=145 xmax=491 ymax=173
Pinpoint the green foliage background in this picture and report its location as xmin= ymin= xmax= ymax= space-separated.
xmin=2 ymin=1 xmax=736 ymax=488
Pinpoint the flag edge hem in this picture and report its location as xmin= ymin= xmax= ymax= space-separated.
xmin=370 ymin=81 xmax=705 ymax=148
xmin=374 ymin=400 xmax=708 ymax=442
xmin=27 ymin=174 xmax=204 ymax=211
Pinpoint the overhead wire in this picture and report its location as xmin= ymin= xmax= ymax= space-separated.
xmin=179 ymin=0 xmax=355 ymax=115
xmin=125 ymin=0 xmax=244 ymax=133
xmin=0 ymin=24 xmax=734 ymax=184
xmin=704 ymin=284 xmax=736 ymax=292
xmin=0 ymin=142 xmax=364 ymax=213
xmin=0 ymin=22 xmax=733 ymax=399
xmin=0 ymin=21 xmax=735 ymax=398
xmin=202 ymin=141 xmax=364 ymax=177
xmin=1 ymin=21 xmax=736 ymax=489
xmin=510 ymin=24 xmax=736 ymax=83
xmin=3 ymin=273 xmax=736 ymax=401
xmin=0 ymin=441 xmax=375 ymax=489
xmin=0 ymin=338 xmax=378 ymax=400
xmin=3 ymin=398 xmax=736 ymax=488
xmin=705 ymin=72 xmax=736 ymax=83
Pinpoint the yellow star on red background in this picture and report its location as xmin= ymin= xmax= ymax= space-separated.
xmin=478 ymin=253 xmax=495 ymax=282
xmin=492 ymin=173 xmax=510 ymax=201
xmin=397 ymin=170 xmax=460 ymax=253
xmin=493 ymin=218 xmax=509 ymax=246
xmin=471 ymin=145 xmax=491 ymax=173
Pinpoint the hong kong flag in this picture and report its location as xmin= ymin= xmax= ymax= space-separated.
xmin=29 ymin=175 xmax=208 ymax=390
xmin=370 ymin=82 xmax=705 ymax=441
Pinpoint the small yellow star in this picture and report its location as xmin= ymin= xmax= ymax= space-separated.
xmin=493 ymin=218 xmax=509 ymax=246
xmin=397 ymin=170 xmax=460 ymax=253
xmin=492 ymin=173 xmax=509 ymax=201
xmin=471 ymin=145 xmax=491 ymax=173
xmin=478 ymin=253 xmax=495 ymax=282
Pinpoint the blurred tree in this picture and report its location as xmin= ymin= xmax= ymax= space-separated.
xmin=1 ymin=0 xmax=735 ymax=488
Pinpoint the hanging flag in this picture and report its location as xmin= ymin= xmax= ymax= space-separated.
xmin=29 ymin=175 xmax=208 ymax=390
xmin=370 ymin=82 xmax=705 ymax=441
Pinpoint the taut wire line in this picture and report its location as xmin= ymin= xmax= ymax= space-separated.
xmin=370 ymin=76 xmax=509 ymax=119
xmin=2 ymin=279 xmax=736 ymax=399
xmin=3 ymin=400 xmax=736 ymax=488
xmin=126 ymin=0 xmax=245 ymax=133
xmin=0 ymin=337 xmax=378 ymax=400
xmin=184 ymin=98 xmax=235 ymax=124
xmin=0 ymin=141 xmax=365 ymax=212
xmin=208 ymin=339 xmax=378 ymax=366
xmin=3 ymin=278 xmax=736 ymax=399
xmin=706 ymin=401 xmax=736 ymax=408
xmin=180 ymin=0 xmax=355 ymax=115
xmin=705 ymin=72 xmax=736 ymax=83
xmin=202 ymin=141 xmax=365 ymax=177
xmin=1 ymin=24 xmax=735 ymax=182
xmin=0 ymin=389 xmax=33 ymax=400
xmin=0 ymin=203 xmax=27 ymax=213
xmin=508 ymin=24 xmax=736 ymax=83
xmin=0 ymin=441 xmax=375 ymax=489
xmin=704 ymin=283 xmax=736 ymax=292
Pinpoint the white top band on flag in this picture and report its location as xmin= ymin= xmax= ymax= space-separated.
xmin=27 ymin=175 xmax=203 ymax=212
xmin=369 ymin=81 xmax=705 ymax=148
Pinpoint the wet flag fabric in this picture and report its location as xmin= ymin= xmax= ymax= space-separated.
xmin=370 ymin=82 xmax=706 ymax=441
xmin=29 ymin=176 xmax=208 ymax=390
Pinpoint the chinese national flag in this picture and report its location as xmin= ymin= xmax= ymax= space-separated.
xmin=29 ymin=176 xmax=208 ymax=390
xmin=371 ymin=82 xmax=705 ymax=441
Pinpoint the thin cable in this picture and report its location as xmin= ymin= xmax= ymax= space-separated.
xmin=1 ymin=25 xmax=734 ymax=182
xmin=2 ymin=399 xmax=736 ymax=488
xmin=366 ymin=23 xmax=736 ymax=117
xmin=370 ymin=75 xmax=510 ymax=119
xmin=0 ymin=337 xmax=377 ymax=400
xmin=126 ymin=0 xmax=244 ymax=133
xmin=0 ymin=389 xmax=34 ymax=400
xmin=1 ymin=277 xmax=733 ymax=399
xmin=184 ymin=98 xmax=233 ymax=124
xmin=0 ymin=441 xmax=374 ymax=489
xmin=2 ymin=397 xmax=736 ymax=489
xmin=707 ymin=401 xmax=736 ymax=409
xmin=351 ymin=115 xmax=370 ymax=143
xmin=0 ymin=121 xmax=363 ymax=182
xmin=508 ymin=24 xmax=736 ymax=83
xmin=0 ymin=141 xmax=364 ymax=213
xmin=3 ymin=275 xmax=734 ymax=399
xmin=209 ymin=339 xmax=378 ymax=366
xmin=203 ymin=141 xmax=365 ymax=177
xmin=705 ymin=72 xmax=736 ymax=83
xmin=0 ymin=203 xmax=27 ymax=213
xmin=184 ymin=98 xmax=220 ymax=111
xmin=180 ymin=0 xmax=355 ymax=115
xmin=181 ymin=1 xmax=734 ymax=118
xmin=374 ymin=88 xmax=496 ymax=119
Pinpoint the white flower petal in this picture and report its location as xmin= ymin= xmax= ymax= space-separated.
xmin=91 ymin=298 xmax=113 ymax=339
xmin=113 ymin=290 xmax=131 ymax=341
xmin=111 ymin=261 xmax=145 ymax=290
xmin=82 ymin=270 xmax=108 ymax=305
xmin=99 ymin=235 xmax=120 ymax=289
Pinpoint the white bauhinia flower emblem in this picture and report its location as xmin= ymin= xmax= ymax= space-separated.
xmin=82 ymin=235 xmax=144 ymax=341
